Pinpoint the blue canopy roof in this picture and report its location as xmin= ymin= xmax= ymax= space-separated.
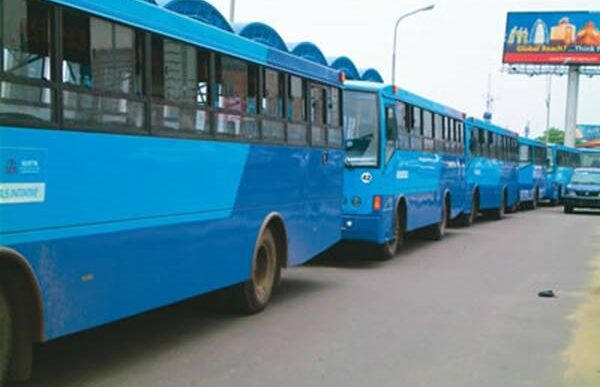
xmin=329 ymin=56 xmax=360 ymax=80
xmin=164 ymin=0 xmax=233 ymax=32
xmin=289 ymin=42 xmax=328 ymax=66
xmin=236 ymin=22 xmax=288 ymax=52
xmin=360 ymin=68 xmax=384 ymax=83
xmin=139 ymin=0 xmax=157 ymax=4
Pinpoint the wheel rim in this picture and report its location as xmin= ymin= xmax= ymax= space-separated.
xmin=252 ymin=239 xmax=277 ymax=305
xmin=440 ymin=203 xmax=447 ymax=235
xmin=387 ymin=216 xmax=401 ymax=254
xmin=470 ymin=196 xmax=477 ymax=223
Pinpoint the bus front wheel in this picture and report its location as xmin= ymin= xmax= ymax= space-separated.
xmin=232 ymin=228 xmax=281 ymax=314
xmin=376 ymin=208 xmax=405 ymax=260
xmin=531 ymin=189 xmax=539 ymax=209
xmin=452 ymin=192 xmax=478 ymax=228
xmin=0 ymin=285 xmax=12 ymax=385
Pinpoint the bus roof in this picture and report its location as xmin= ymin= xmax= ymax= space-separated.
xmin=547 ymin=143 xmax=579 ymax=153
xmin=579 ymin=148 xmax=600 ymax=153
xmin=518 ymin=136 xmax=546 ymax=147
xmin=467 ymin=118 xmax=518 ymax=138
xmin=47 ymin=0 xmax=341 ymax=86
xmin=344 ymin=81 xmax=464 ymax=120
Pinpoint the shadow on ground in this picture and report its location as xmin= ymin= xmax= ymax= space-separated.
xmin=11 ymin=276 xmax=329 ymax=387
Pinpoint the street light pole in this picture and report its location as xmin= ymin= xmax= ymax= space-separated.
xmin=391 ymin=4 xmax=435 ymax=88
xmin=545 ymin=74 xmax=552 ymax=143
xmin=229 ymin=0 xmax=236 ymax=23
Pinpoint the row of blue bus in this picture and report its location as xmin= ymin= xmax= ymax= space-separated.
xmin=1 ymin=0 xmax=599 ymax=382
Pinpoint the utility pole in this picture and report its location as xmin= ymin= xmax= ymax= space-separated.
xmin=229 ymin=0 xmax=236 ymax=23
xmin=545 ymin=74 xmax=552 ymax=143
xmin=564 ymin=66 xmax=579 ymax=147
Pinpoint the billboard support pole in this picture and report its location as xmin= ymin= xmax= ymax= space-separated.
xmin=564 ymin=65 xmax=580 ymax=147
xmin=545 ymin=75 xmax=552 ymax=143
xmin=229 ymin=0 xmax=236 ymax=23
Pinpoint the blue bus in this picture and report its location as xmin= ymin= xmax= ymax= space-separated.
xmin=460 ymin=118 xmax=519 ymax=223
xmin=544 ymin=144 xmax=580 ymax=205
xmin=342 ymin=81 xmax=467 ymax=260
xmin=517 ymin=137 xmax=548 ymax=209
xmin=579 ymin=148 xmax=600 ymax=168
xmin=0 ymin=0 xmax=345 ymax=381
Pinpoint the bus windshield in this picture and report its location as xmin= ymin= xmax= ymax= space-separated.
xmin=343 ymin=91 xmax=379 ymax=167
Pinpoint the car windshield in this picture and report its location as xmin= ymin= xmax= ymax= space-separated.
xmin=571 ymin=171 xmax=600 ymax=185
xmin=343 ymin=91 xmax=379 ymax=167
xmin=580 ymin=153 xmax=600 ymax=168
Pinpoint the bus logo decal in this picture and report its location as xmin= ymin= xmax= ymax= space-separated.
xmin=396 ymin=170 xmax=409 ymax=180
xmin=0 ymin=183 xmax=46 ymax=204
xmin=361 ymin=172 xmax=373 ymax=184
xmin=5 ymin=159 xmax=17 ymax=175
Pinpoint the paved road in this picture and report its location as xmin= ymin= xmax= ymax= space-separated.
xmin=12 ymin=207 xmax=600 ymax=387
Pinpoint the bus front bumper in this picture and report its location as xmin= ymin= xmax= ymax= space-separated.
xmin=341 ymin=213 xmax=388 ymax=245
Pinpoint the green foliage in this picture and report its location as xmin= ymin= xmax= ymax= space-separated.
xmin=536 ymin=128 xmax=565 ymax=144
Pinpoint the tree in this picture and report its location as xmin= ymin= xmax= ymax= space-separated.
xmin=536 ymin=128 xmax=565 ymax=144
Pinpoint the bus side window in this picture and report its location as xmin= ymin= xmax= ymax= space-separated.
xmin=385 ymin=105 xmax=397 ymax=162
xmin=477 ymin=128 xmax=485 ymax=157
xmin=326 ymin=87 xmax=342 ymax=148
xmin=396 ymin=101 xmax=409 ymax=150
xmin=422 ymin=110 xmax=433 ymax=152
xmin=412 ymin=107 xmax=422 ymax=151
xmin=487 ymin=131 xmax=494 ymax=159
xmin=309 ymin=83 xmax=327 ymax=147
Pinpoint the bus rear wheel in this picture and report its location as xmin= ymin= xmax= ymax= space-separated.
xmin=0 ymin=286 xmax=12 ymax=385
xmin=232 ymin=228 xmax=281 ymax=314
xmin=376 ymin=209 xmax=404 ymax=261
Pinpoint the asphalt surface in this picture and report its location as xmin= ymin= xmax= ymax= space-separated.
xmin=13 ymin=207 xmax=600 ymax=387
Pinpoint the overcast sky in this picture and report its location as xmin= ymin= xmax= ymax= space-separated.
xmin=158 ymin=0 xmax=599 ymax=138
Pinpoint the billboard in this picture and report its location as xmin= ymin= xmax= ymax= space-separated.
xmin=503 ymin=12 xmax=600 ymax=65
xmin=577 ymin=125 xmax=600 ymax=141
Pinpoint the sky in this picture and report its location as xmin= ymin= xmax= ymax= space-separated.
xmin=158 ymin=0 xmax=600 ymax=138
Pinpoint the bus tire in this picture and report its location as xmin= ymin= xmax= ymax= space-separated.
xmin=453 ymin=191 xmax=478 ymax=228
xmin=231 ymin=228 xmax=280 ymax=314
xmin=375 ymin=206 xmax=405 ymax=261
xmin=425 ymin=198 xmax=448 ymax=241
xmin=0 ymin=285 xmax=12 ymax=385
xmin=531 ymin=188 xmax=539 ymax=209
xmin=491 ymin=191 xmax=506 ymax=220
